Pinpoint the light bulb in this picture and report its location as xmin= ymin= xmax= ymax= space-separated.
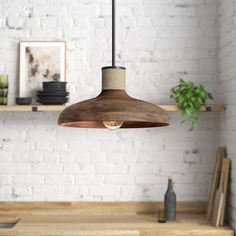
xmin=103 ymin=121 xmax=123 ymax=130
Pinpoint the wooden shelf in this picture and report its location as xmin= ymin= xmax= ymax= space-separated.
xmin=0 ymin=105 xmax=66 ymax=112
xmin=0 ymin=104 xmax=225 ymax=112
xmin=159 ymin=104 xmax=225 ymax=112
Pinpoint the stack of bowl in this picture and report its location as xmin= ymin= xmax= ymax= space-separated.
xmin=37 ymin=82 xmax=69 ymax=105
xmin=0 ymin=75 xmax=8 ymax=105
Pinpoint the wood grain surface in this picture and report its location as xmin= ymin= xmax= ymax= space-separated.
xmin=0 ymin=201 xmax=206 ymax=216
xmin=212 ymin=173 xmax=224 ymax=227
xmin=207 ymin=147 xmax=224 ymax=221
xmin=0 ymin=214 xmax=233 ymax=236
xmin=0 ymin=105 xmax=225 ymax=112
xmin=219 ymin=158 xmax=231 ymax=226
xmin=0 ymin=202 xmax=232 ymax=236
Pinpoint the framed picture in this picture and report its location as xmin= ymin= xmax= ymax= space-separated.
xmin=19 ymin=41 xmax=66 ymax=98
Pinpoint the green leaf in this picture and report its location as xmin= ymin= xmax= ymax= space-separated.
xmin=170 ymin=79 xmax=213 ymax=131
xmin=207 ymin=93 xmax=214 ymax=100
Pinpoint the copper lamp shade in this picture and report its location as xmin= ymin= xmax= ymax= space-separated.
xmin=58 ymin=67 xmax=169 ymax=129
xmin=58 ymin=0 xmax=169 ymax=129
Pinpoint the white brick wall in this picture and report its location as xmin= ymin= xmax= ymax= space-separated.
xmin=218 ymin=0 xmax=236 ymax=231
xmin=0 ymin=0 xmax=219 ymax=201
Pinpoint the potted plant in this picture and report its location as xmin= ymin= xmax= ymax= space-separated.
xmin=170 ymin=79 xmax=213 ymax=131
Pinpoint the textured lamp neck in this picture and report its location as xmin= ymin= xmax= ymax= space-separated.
xmin=102 ymin=67 xmax=126 ymax=90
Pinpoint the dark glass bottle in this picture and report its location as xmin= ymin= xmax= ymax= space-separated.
xmin=164 ymin=177 xmax=176 ymax=221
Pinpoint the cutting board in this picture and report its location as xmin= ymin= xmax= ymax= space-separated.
xmin=207 ymin=147 xmax=224 ymax=221
xmin=219 ymin=158 xmax=231 ymax=226
xmin=212 ymin=172 xmax=224 ymax=227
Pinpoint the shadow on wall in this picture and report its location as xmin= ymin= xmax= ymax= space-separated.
xmin=219 ymin=105 xmax=236 ymax=231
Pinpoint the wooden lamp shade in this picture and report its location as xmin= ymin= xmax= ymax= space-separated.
xmin=58 ymin=67 xmax=169 ymax=129
xmin=58 ymin=1 xmax=169 ymax=129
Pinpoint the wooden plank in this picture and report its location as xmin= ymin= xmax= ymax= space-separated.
xmin=207 ymin=147 xmax=224 ymax=221
xmin=0 ymin=105 xmax=32 ymax=112
xmin=0 ymin=105 xmax=66 ymax=112
xmin=212 ymin=172 xmax=224 ymax=227
xmin=0 ymin=214 xmax=233 ymax=236
xmin=159 ymin=105 xmax=225 ymax=112
xmin=0 ymin=232 xmax=139 ymax=236
xmin=0 ymin=202 xmax=207 ymax=216
xmin=0 ymin=214 xmax=232 ymax=236
xmin=141 ymin=229 xmax=234 ymax=236
xmin=13 ymin=214 xmax=233 ymax=230
xmin=37 ymin=105 xmax=66 ymax=112
xmin=0 ymin=105 xmax=225 ymax=112
xmin=219 ymin=158 xmax=231 ymax=226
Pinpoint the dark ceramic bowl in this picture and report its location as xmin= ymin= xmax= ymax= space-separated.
xmin=16 ymin=97 xmax=32 ymax=105
xmin=43 ymin=81 xmax=67 ymax=91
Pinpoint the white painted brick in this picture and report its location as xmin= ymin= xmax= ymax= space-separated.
xmin=142 ymin=7 xmax=164 ymax=17
xmin=69 ymin=140 xmax=100 ymax=153
xmin=173 ymin=27 xmax=204 ymax=38
xmin=24 ymin=18 xmax=41 ymax=28
xmin=76 ymin=175 xmax=104 ymax=186
xmin=0 ymin=186 xmax=12 ymax=200
xmin=175 ymin=0 xmax=205 ymax=5
xmin=104 ymin=175 xmax=134 ymax=185
xmin=32 ymin=186 xmax=65 ymax=200
xmin=12 ymin=187 xmax=31 ymax=200
xmin=174 ymin=174 xmax=196 ymax=184
xmin=64 ymin=186 xmax=89 ymax=200
xmin=32 ymin=164 xmax=63 ymax=174
xmin=42 ymin=152 xmax=59 ymax=163
xmin=0 ymin=176 xmax=12 ymax=185
xmin=90 ymin=152 xmax=106 ymax=163
xmin=12 ymin=175 xmax=43 ymax=186
xmin=0 ymin=151 xmax=12 ymax=162
xmin=129 ymin=163 xmax=159 ymax=175
xmin=12 ymin=152 xmax=43 ymax=163
xmin=33 ymin=6 xmax=67 ymax=17
xmin=184 ymin=154 xmax=201 ymax=165
xmin=88 ymin=186 xmax=120 ymax=197
xmin=63 ymin=163 xmax=81 ymax=174
xmin=166 ymin=7 xmax=196 ymax=17
xmin=168 ymin=17 xmax=199 ymax=26
xmin=40 ymin=17 xmax=57 ymax=29
xmin=152 ymin=18 xmax=168 ymax=27
xmin=96 ymin=164 xmax=128 ymax=174
xmin=45 ymin=175 xmax=74 ymax=185
xmin=82 ymin=164 xmax=96 ymax=174
xmin=35 ymin=141 xmax=52 ymax=151
xmin=3 ymin=142 xmax=34 ymax=152
xmin=143 ymin=0 xmax=173 ymax=5
xmin=0 ymin=164 xmax=30 ymax=174
xmin=89 ymin=17 xmax=105 ymax=28
xmin=135 ymin=175 xmax=165 ymax=184
xmin=107 ymin=152 xmax=123 ymax=163
xmin=31 ymin=28 xmax=63 ymax=38
xmin=7 ymin=17 xmax=24 ymax=28
xmin=120 ymin=185 xmax=165 ymax=201
xmin=57 ymin=18 xmax=74 ymax=28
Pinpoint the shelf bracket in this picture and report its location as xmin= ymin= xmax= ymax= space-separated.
xmin=32 ymin=106 xmax=38 ymax=112
xmin=205 ymin=107 xmax=212 ymax=112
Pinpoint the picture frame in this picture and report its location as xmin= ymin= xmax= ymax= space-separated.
xmin=19 ymin=41 xmax=66 ymax=99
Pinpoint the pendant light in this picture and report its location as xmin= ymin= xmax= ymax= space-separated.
xmin=58 ymin=0 xmax=169 ymax=129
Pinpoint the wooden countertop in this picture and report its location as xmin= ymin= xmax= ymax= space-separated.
xmin=0 ymin=214 xmax=233 ymax=236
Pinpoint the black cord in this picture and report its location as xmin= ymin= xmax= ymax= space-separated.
xmin=112 ymin=0 xmax=116 ymax=67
